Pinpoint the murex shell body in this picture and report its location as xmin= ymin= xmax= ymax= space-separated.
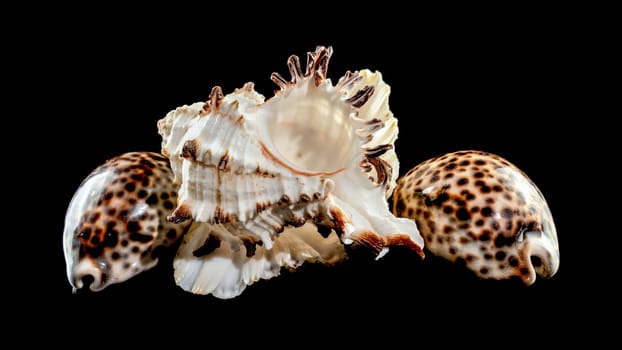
xmin=158 ymin=46 xmax=422 ymax=298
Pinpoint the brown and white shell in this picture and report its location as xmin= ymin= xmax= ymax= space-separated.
xmin=63 ymin=152 xmax=190 ymax=291
xmin=393 ymin=150 xmax=560 ymax=285
xmin=157 ymin=46 xmax=422 ymax=298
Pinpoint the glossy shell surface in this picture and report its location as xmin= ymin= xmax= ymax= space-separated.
xmin=63 ymin=152 xmax=190 ymax=291
xmin=393 ymin=150 xmax=559 ymax=284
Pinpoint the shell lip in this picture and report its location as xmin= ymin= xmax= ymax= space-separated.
xmin=525 ymin=230 xmax=560 ymax=281
xmin=69 ymin=258 xmax=109 ymax=292
xmin=258 ymin=140 xmax=346 ymax=177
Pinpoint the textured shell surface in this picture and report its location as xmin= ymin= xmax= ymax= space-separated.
xmin=63 ymin=152 xmax=190 ymax=291
xmin=157 ymin=46 xmax=422 ymax=298
xmin=392 ymin=150 xmax=559 ymax=285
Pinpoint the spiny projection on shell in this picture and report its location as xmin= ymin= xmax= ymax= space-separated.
xmin=158 ymin=46 xmax=422 ymax=297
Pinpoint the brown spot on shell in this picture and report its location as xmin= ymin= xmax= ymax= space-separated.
xmin=256 ymin=201 xmax=272 ymax=212
xmin=364 ymin=143 xmax=392 ymax=158
xmin=129 ymin=232 xmax=154 ymax=243
xmin=346 ymin=85 xmax=375 ymax=108
xmin=242 ymin=239 xmax=259 ymax=258
xmin=214 ymin=207 xmax=229 ymax=224
xmin=351 ymin=231 xmax=385 ymax=256
xmin=168 ymin=204 xmax=192 ymax=223
xmin=316 ymin=225 xmax=333 ymax=238
xmin=181 ymin=139 xmax=199 ymax=160
xmin=386 ymin=234 xmax=425 ymax=258
xmin=366 ymin=157 xmax=390 ymax=187
xmin=235 ymin=115 xmax=245 ymax=126
xmin=329 ymin=208 xmax=348 ymax=234
xmin=218 ymin=151 xmax=230 ymax=170
xmin=290 ymin=216 xmax=306 ymax=228
xmin=193 ymin=235 xmax=221 ymax=257
xmin=365 ymin=118 xmax=384 ymax=133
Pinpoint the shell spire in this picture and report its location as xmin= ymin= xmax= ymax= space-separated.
xmin=157 ymin=45 xmax=422 ymax=298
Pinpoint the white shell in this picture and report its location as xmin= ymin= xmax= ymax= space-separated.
xmin=157 ymin=46 xmax=422 ymax=298
xmin=174 ymin=222 xmax=346 ymax=298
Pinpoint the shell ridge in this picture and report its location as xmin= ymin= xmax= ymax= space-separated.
xmin=154 ymin=46 xmax=423 ymax=298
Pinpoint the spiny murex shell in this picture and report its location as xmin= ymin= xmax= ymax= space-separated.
xmin=158 ymin=46 xmax=423 ymax=298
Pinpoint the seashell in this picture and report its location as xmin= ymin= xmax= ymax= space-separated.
xmin=63 ymin=152 xmax=190 ymax=291
xmin=174 ymin=221 xmax=346 ymax=298
xmin=157 ymin=46 xmax=423 ymax=297
xmin=392 ymin=150 xmax=560 ymax=285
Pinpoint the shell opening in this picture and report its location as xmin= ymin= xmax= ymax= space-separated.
xmin=259 ymin=84 xmax=353 ymax=174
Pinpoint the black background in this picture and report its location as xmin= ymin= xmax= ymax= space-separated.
xmin=18 ymin=8 xmax=596 ymax=344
